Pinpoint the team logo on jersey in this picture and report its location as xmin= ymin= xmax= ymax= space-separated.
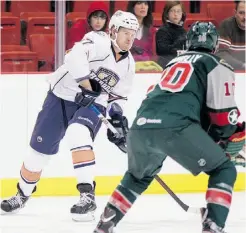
xmin=90 ymin=67 xmax=120 ymax=93
xmin=136 ymin=117 xmax=162 ymax=126
xmin=37 ymin=136 xmax=42 ymax=143
xmin=198 ymin=158 xmax=206 ymax=167
xmin=228 ymin=109 xmax=238 ymax=125
xmin=78 ymin=116 xmax=94 ymax=125
xmin=137 ymin=117 xmax=147 ymax=126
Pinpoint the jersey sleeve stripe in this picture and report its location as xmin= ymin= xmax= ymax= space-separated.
xmin=208 ymin=108 xmax=240 ymax=126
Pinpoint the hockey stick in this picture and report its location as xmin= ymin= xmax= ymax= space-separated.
xmin=154 ymin=175 xmax=202 ymax=214
xmin=90 ymin=105 xmax=203 ymax=215
xmin=90 ymin=105 xmax=127 ymax=153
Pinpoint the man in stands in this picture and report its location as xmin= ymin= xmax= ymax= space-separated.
xmin=216 ymin=0 xmax=245 ymax=70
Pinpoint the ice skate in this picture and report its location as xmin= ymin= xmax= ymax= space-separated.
xmin=93 ymin=207 xmax=116 ymax=233
xmin=202 ymin=218 xmax=227 ymax=233
xmin=1 ymin=183 xmax=33 ymax=214
xmin=70 ymin=182 xmax=96 ymax=221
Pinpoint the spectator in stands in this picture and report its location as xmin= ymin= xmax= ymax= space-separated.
xmin=66 ymin=1 xmax=109 ymax=50
xmin=156 ymin=1 xmax=186 ymax=69
xmin=127 ymin=1 xmax=155 ymax=61
xmin=216 ymin=0 xmax=245 ymax=70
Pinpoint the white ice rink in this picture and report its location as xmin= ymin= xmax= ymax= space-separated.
xmin=1 ymin=192 xmax=245 ymax=233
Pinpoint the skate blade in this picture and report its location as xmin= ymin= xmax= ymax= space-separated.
xmin=71 ymin=211 xmax=95 ymax=222
xmin=0 ymin=208 xmax=20 ymax=215
xmin=94 ymin=228 xmax=116 ymax=233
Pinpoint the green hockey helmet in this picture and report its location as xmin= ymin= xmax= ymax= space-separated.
xmin=186 ymin=21 xmax=219 ymax=52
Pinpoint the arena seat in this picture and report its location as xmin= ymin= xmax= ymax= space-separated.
xmin=1 ymin=45 xmax=30 ymax=52
xmin=1 ymin=16 xmax=21 ymax=45
xmin=29 ymin=34 xmax=55 ymax=71
xmin=207 ymin=3 xmax=235 ymax=26
xmin=19 ymin=12 xmax=55 ymax=44
xmin=114 ymin=1 xmax=129 ymax=11
xmin=10 ymin=0 xmax=50 ymax=16
xmin=1 ymin=0 xmax=6 ymax=12
xmin=73 ymin=0 xmax=109 ymax=12
xmin=66 ymin=12 xmax=86 ymax=28
xmin=26 ymin=17 xmax=55 ymax=44
xmin=1 ymin=51 xmax=38 ymax=72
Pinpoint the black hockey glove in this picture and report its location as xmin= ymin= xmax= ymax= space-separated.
xmin=107 ymin=116 xmax=128 ymax=153
xmin=107 ymin=103 xmax=128 ymax=153
xmin=75 ymin=79 xmax=101 ymax=107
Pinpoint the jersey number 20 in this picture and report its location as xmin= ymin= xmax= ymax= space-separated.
xmin=159 ymin=62 xmax=194 ymax=92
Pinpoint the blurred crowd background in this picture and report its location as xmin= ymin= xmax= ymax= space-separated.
xmin=1 ymin=0 xmax=245 ymax=73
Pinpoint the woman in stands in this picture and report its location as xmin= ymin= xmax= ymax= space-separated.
xmin=156 ymin=1 xmax=186 ymax=68
xmin=127 ymin=1 xmax=155 ymax=61
xmin=66 ymin=1 xmax=109 ymax=50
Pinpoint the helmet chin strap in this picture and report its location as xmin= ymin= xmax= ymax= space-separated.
xmin=111 ymin=32 xmax=128 ymax=53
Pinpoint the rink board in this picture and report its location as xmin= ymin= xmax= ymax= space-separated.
xmin=1 ymin=172 xmax=245 ymax=198
xmin=0 ymin=73 xmax=245 ymax=198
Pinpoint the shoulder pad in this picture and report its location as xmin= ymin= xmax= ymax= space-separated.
xmin=80 ymin=31 xmax=111 ymax=58
xmin=84 ymin=31 xmax=110 ymax=47
xmin=83 ymin=31 xmax=108 ymax=41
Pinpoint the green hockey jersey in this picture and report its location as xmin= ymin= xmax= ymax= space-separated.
xmin=132 ymin=51 xmax=240 ymax=140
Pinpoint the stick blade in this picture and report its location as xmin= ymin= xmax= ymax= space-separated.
xmin=187 ymin=207 xmax=205 ymax=215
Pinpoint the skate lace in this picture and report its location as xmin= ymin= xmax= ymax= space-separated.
xmin=77 ymin=192 xmax=94 ymax=207
xmin=7 ymin=193 xmax=25 ymax=208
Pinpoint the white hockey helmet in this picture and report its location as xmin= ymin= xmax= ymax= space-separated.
xmin=109 ymin=10 xmax=139 ymax=51
xmin=109 ymin=10 xmax=139 ymax=32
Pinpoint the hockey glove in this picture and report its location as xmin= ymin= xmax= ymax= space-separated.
xmin=219 ymin=122 xmax=245 ymax=167
xmin=108 ymin=102 xmax=123 ymax=119
xmin=107 ymin=115 xmax=128 ymax=153
xmin=226 ymin=153 xmax=245 ymax=167
xmin=75 ymin=79 xmax=101 ymax=107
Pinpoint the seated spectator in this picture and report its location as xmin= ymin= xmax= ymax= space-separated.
xmin=216 ymin=0 xmax=245 ymax=70
xmin=127 ymin=1 xmax=156 ymax=62
xmin=156 ymin=1 xmax=186 ymax=69
xmin=66 ymin=1 xmax=109 ymax=50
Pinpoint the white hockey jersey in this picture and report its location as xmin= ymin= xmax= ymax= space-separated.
xmin=47 ymin=31 xmax=135 ymax=110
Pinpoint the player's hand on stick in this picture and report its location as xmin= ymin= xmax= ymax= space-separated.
xmin=75 ymin=79 xmax=101 ymax=107
xmin=225 ymin=122 xmax=245 ymax=155
xmin=107 ymin=103 xmax=128 ymax=153
xmin=107 ymin=117 xmax=128 ymax=153
xmin=220 ymin=122 xmax=245 ymax=167
xmin=226 ymin=153 xmax=245 ymax=167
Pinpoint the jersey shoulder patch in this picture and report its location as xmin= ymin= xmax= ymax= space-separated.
xmin=82 ymin=31 xmax=110 ymax=45
xmin=81 ymin=31 xmax=111 ymax=58
xmin=88 ymin=31 xmax=110 ymax=49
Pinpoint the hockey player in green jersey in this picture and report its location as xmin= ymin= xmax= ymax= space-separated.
xmin=93 ymin=22 xmax=245 ymax=233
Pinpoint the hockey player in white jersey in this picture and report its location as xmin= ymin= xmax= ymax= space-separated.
xmin=1 ymin=10 xmax=139 ymax=221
